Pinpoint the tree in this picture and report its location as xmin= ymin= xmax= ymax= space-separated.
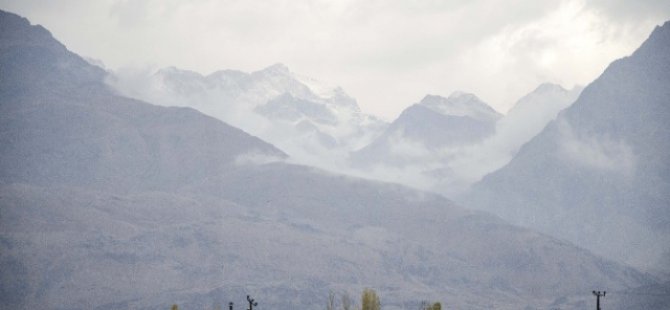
xmin=342 ymin=292 xmax=352 ymax=310
xmin=171 ymin=305 xmax=179 ymax=310
xmin=361 ymin=288 xmax=380 ymax=310
xmin=327 ymin=290 xmax=336 ymax=310
xmin=420 ymin=301 xmax=442 ymax=310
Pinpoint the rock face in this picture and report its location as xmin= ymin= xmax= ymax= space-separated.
xmin=0 ymin=9 xmax=656 ymax=310
xmin=463 ymin=20 xmax=670 ymax=273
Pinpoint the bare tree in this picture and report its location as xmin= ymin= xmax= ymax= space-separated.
xmin=342 ymin=292 xmax=352 ymax=310
xmin=327 ymin=290 xmax=336 ymax=310
xmin=419 ymin=301 xmax=442 ymax=310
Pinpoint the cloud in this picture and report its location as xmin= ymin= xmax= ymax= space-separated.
xmin=234 ymin=152 xmax=285 ymax=166
xmin=587 ymin=0 xmax=670 ymax=22
xmin=557 ymin=119 xmax=636 ymax=174
xmin=1 ymin=0 xmax=667 ymax=121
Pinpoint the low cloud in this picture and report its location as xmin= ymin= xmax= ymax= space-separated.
xmin=234 ymin=152 xmax=285 ymax=166
xmin=558 ymin=120 xmax=636 ymax=174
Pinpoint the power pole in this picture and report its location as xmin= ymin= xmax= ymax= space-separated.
xmin=592 ymin=291 xmax=606 ymax=310
xmin=247 ymin=295 xmax=258 ymax=310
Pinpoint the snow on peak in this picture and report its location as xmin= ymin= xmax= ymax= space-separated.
xmin=261 ymin=63 xmax=291 ymax=75
xmin=293 ymin=71 xmax=338 ymax=98
xmin=506 ymin=83 xmax=582 ymax=117
xmin=419 ymin=92 xmax=501 ymax=122
xmin=534 ymin=83 xmax=566 ymax=93
xmin=447 ymin=90 xmax=478 ymax=100
xmin=155 ymin=66 xmax=203 ymax=79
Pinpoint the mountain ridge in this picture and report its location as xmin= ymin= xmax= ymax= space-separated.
xmin=463 ymin=18 xmax=670 ymax=273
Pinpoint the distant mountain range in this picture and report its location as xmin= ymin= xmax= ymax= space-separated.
xmin=109 ymin=61 xmax=387 ymax=171
xmin=0 ymin=9 xmax=657 ymax=310
xmin=346 ymin=84 xmax=581 ymax=197
xmin=108 ymin=53 xmax=584 ymax=197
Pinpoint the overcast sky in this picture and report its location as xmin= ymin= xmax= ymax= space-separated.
xmin=2 ymin=0 xmax=669 ymax=119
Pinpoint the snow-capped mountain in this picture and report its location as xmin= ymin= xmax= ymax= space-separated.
xmin=346 ymin=86 xmax=581 ymax=196
xmin=0 ymin=9 xmax=655 ymax=310
xmin=463 ymin=20 xmax=670 ymax=274
xmin=351 ymin=92 xmax=501 ymax=168
xmin=429 ymin=83 xmax=582 ymax=196
xmin=421 ymin=92 xmax=502 ymax=122
xmin=108 ymin=62 xmax=387 ymax=170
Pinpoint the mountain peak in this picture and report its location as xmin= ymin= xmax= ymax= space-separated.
xmin=653 ymin=19 xmax=670 ymax=37
xmin=262 ymin=63 xmax=291 ymax=75
xmin=0 ymin=9 xmax=106 ymax=94
xmin=447 ymin=90 xmax=478 ymax=101
xmin=533 ymin=83 xmax=566 ymax=93
xmin=0 ymin=9 xmax=62 ymax=51
xmin=155 ymin=66 xmax=204 ymax=79
xmin=0 ymin=9 xmax=29 ymax=29
xmin=419 ymin=92 xmax=500 ymax=122
xmin=628 ymin=19 xmax=670 ymax=62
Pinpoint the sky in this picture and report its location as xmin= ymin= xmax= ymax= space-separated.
xmin=1 ymin=0 xmax=669 ymax=120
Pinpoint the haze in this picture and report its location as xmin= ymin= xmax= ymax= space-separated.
xmin=2 ymin=0 xmax=669 ymax=119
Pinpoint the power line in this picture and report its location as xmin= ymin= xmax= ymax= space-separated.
xmin=247 ymin=295 xmax=258 ymax=310
xmin=592 ymin=291 xmax=606 ymax=310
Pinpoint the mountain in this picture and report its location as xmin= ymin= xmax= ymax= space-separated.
xmin=0 ymin=9 xmax=656 ymax=310
xmin=463 ymin=20 xmax=670 ymax=274
xmin=108 ymin=60 xmax=387 ymax=171
xmin=351 ymin=92 xmax=501 ymax=168
xmin=429 ymin=83 xmax=582 ymax=197
xmin=492 ymin=83 xmax=582 ymax=163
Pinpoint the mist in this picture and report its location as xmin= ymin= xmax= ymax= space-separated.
xmin=2 ymin=5 xmax=670 ymax=310
xmin=106 ymin=64 xmax=588 ymax=198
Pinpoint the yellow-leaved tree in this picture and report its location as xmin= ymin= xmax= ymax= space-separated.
xmin=361 ymin=288 xmax=380 ymax=310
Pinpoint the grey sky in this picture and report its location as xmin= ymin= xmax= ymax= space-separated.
xmin=1 ymin=0 xmax=668 ymax=120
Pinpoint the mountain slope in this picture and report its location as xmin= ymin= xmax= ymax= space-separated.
xmin=0 ymin=12 xmax=284 ymax=193
xmin=464 ymin=20 xmax=670 ymax=273
xmin=0 ymin=9 xmax=656 ymax=310
xmin=429 ymin=83 xmax=581 ymax=196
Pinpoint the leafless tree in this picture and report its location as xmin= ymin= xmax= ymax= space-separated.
xmin=327 ymin=290 xmax=336 ymax=310
xmin=341 ymin=292 xmax=352 ymax=310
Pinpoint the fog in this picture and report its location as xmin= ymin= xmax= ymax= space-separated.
xmin=2 ymin=6 xmax=670 ymax=310
xmin=107 ymin=64 xmax=587 ymax=198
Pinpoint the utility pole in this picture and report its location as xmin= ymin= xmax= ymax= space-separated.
xmin=592 ymin=291 xmax=606 ymax=310
xmin=247 ymin=295 xmax=258 ymax=310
